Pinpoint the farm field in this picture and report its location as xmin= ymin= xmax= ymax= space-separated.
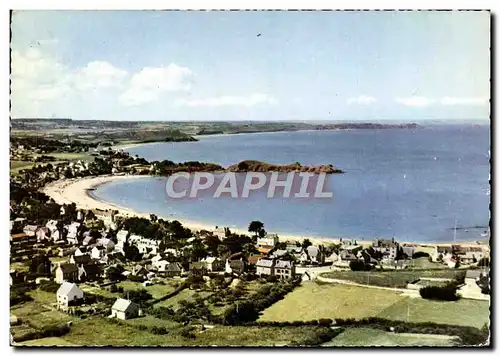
xmin=17 ymin=337 xmax=77 ymax=347
xmin=320 ymin=269 xmax=466 ymax=288
xmin=117 ymin=280 xmax=179 ymax=300
xmin=259 ymin=283 xmax=404 ymax=322
xmin=324 ymin=327 xmax=459 ymax=347
xmin=377 ymin=297 xmax=490 ymax=329
xmin=155 ymin=289 xmax=212 ymax=310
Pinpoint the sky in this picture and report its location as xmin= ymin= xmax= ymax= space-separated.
xmin=10 ymin=10 xmax=490 ymax=121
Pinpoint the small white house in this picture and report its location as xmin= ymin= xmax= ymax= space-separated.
xmin=257 ymin=234 xmax=279 ymax=247
xmin=56 ymin=282 xmax=84 ymax=307
xmin=111 ymin=298 xmax=139 ymax=320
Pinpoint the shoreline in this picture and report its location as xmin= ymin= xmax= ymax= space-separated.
xmin=41 ymin=175 xmax=488 ymax=248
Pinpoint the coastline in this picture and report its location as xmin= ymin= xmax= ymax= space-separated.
xmin=41 ymin=175 xmax=487 ymax=248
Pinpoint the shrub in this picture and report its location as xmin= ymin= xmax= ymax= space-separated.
xmin=110 ymin=284 xmax=118 ymax=293
xmin=412 ymin=251 xmax=430 ymax=259
xmin=151 ymin=326 xmax=168 ymax=335
xmin=349 ymin=260 xmax=371 ymax=271
xmin=420 ymin=285 xmax=459 ymax=301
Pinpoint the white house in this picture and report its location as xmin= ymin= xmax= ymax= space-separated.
xmin=111 ymin=298 xmax=139 ymax=320
xmin=57 ymin=282 xmax=84 ymax=307
xmin=91 ymin=246 xmax=107 ymax=260
xmin=257 ymin=234 xmax=279 ymax=247
xmin=200 ymin=256 xmax=223 ymax=271
xmin=97 ymin=238 xmax=115 ymax=252
xmin=256 ymin=258 xmax=275 ymax=276
xmin=116 ymin=230 xmax=129 ymax=244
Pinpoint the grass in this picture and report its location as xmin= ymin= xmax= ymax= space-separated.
xmin=28 ymin=289 xmax=57 ymax=305
xmin=320 ymin=269 xmax=465 ymax=288
xmin=16 ymin=337 xmax=77 ymax=347
xmin=125 ymin=315 xmax=181 ymax=329
xmin=377 ymin=297 xmax=490 ymax=329
xmin=259 ymin=283 xmax=404 ymax=322
xmin=407 ymin=257 xmax=447 ymax=269
xmin=58 ymin=316 xmax=332 ymax=346
xmin=117 ymin=280 xmax=178 ymax=300
xmin=324 ymin=327 xmax=459 ymax=347
xmin=155 ymin=289 xmax=212 ymax=310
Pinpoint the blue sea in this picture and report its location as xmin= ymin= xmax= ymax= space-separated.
xmin=93 ymin=124 xmax=490 ymax=242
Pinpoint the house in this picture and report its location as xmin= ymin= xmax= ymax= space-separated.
xmin=91 ymin=246 xmax=107 ymax=259
xmin=256 ymin=258 xmax=275 ymax=276
xmin=78 ymin=263 xmax=102 ymax=282
xmin=66 ymin=222 xmax=81 ymax=244
xmin=132 ymin=265 xmax=149 ymax=277
xmin=111 ymin=298 xmax=139 ymax=320
xmin=74 ymin=246 xmax=90 ymax=256
xmin=116 ymin=230 xmax=129 ymax=244
xmin=325 ymin=251 xmax=339 ymax=263
xmin=55 ymin=263 xmax=79 ymax=283
xmin=23 ymin=225 xmax=39 ymax=237
xmin=164 ymin=262 xmax=183 ymax=277
xmin=10 ymin=270 xmax=26 ymax=286
xmin=46 ymin=220 xmax=59 ymax=233
xmin=58 ymin=247 xmax=77 ymax=257
xmin=228 ymin=259 xmax=246 ymax=275
xmin=372 ymin=238 xmax=399 ymax=260
xmin=200 ymin=257 xmax=224 ymax=271
xmin=270 ymin=249 xmax=288 ymax=259
xmin=36 ymin=227 xmax=51 ymax=242
xmin=97 ymin=238 xmax=115 ymax=252
xmin=432 ymin=246 xmax=453 ymax=262
xmin=306 ymin=246 xmax=325 ymax=264
xmin=82 ymin=233 xmax=97 ymax=246
xmin=56 ymin=282 xmax=84 ymax=307
xmin=257 ymin=234 xmax=279 ymax=247
xmin=102 ymin=251 xmax=125 ymax=265
xmin=275 ymin=260 xmax=295 ymax=279
xmin=69 ymin=253 xmax=93 ymax=266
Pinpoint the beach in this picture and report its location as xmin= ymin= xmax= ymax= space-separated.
xmin=41 ymin=175 xmax=340 ymax=245
xmin=41 ymin=175 xmax=487 ymax=248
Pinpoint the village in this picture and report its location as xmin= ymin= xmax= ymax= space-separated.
xmin=9 ymin=136 xmax=491 ymax=347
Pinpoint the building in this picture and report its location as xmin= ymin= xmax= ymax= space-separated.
xmin=200 ymin=257 xmax=224 ymax=271
xmin=36 ymin=227 xmax=51 ymax=242
xmin=111 ymin=298 xmax=139 ymax=320
xmin=257 ymin=234 xmax=279 ymax=247
xmin=55 ymin=263 xmax=79 ymax=284
xmin=91 ymin=246 xmax=107 ymax=259
xmin=57 ymin=282 xmax=84 ymax=307
xmin=69 ymin=254 xmax=93 ymax=266
xmin=256 ymin=258 xmax=275 ymax=276
xmin=23 ymin=225 xmax=39 ymax=237
xmin=275 ymin=260 xmax=295 ymax=279
xmin=306 ymin=245 xmax=325 ymax=264
xmin=164 ymin=262 xmax=183 ymax=277
xmin=372 ymin=238 xmax=399 ymax=260
xmin=78 ymin=264 xmax=103 ymax=282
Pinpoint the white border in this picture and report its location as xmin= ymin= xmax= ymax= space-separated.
xmin=1 ymin=1 xmax=496 ymax=356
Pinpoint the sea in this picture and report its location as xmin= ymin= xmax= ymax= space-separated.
xmin=93 ymin=124 xmax=491 ymax=243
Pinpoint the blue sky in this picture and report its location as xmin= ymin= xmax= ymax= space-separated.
xmin=11 ymin=11 xmax=490 ymax=121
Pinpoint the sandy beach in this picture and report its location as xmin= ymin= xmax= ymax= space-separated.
xmin=41 ymin=175 xmax=487 ymax=248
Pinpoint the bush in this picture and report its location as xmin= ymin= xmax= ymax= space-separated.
xmin=349 ymin=260 xmax=371 ymax=271
xmin=110 ymin=284 xmax=118 ymax=293
xmin=151 ymin=326 xmax=168 ymax=335
xmin=412 ymin=251 xmax=430 ymax=259
xmin=420 ymin=285 xmax=460 ymax=301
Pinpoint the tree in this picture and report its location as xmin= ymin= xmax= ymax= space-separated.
xmin=302 ymin=239 xmax=312 ymax=249
xmin=124 ymin=244 xmax=141 ymax=261
xmin=349 ymin=260 xmax=370 ymax=271
xmin=248 ymin=221 xmax=264 ymax=236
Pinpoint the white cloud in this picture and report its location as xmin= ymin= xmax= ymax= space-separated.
xmin=347 ymin=95 xmax=377 ymax=105
xmin=179 ymin=93 xmax=277 ymax=107
xmin=119 ymin=64 xmax=194 ymax=106
xmin=395 ymin=96 xmax=435 ymax=107
xmin=440 ymin=97 xmax=489 ymax=106
xmin=74 ymin=61 xmax=128 ymax=91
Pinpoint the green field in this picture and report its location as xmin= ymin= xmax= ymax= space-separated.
xmin=378 ymin=298 xmax=490 ymax=329
xmin=324 ymin=327 xmax=459 ymax=347
xmin=320 ymin=269 xmax=465 ymax=288
xmin=259 ymin=283 xmax=404 ymax=321
xmin=33 ymin=316 xmax=332 ymax=346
